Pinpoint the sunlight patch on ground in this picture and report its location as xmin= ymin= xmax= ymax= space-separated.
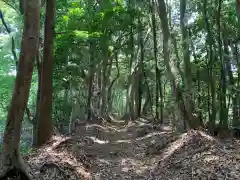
xmin=203 ymin=155 xmax=219 ymax=162
xmin=121 ymin=167 xmax=130 ymax=172
xmin=98 ymin=158 xmax=111 ymax=165
xmin=88 ymin=136 xmax=109 ymax=144
xmin=120 ymin=158 xmax=137 ymax=167
xmin=114 ymin=139 xmax=132 ymax=143
xmin=105 ymin=126 xmax=118 ymax=131
xmin=114 ymin=128 xmax=129 ymax=132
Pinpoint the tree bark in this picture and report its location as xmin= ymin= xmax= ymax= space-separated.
xmin=87 ymin=39 xmax=95 ymax=121
xmin=35 ymin=0 xmax=55 ymax=147
xmin=137 ymin=16 xmax=144 ymax=117
xmin=107 ymin=52 xmax=120 ymax=113
xmin=32 ymin=39 xmax=42 ymax=147
xmin=126 ymin=0 xmax=135 ymax=121
xmin=217 ymin=0 xmax=228 ymax=132
xmin=0 ymin=0 xmax=40 ymax=178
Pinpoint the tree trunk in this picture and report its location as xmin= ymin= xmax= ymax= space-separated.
xmin=32 ymin=45 xmax=42 ymax=147
xmin=106 ymin=55 xmax=113 ymax=113
xmin=100 ymin=56 xmax=108 ymax=117
xmin=97 ymin=65 xmax=102 ymax=109
xmin=150 ymin=0 xmax=159 ymax=121
xmin=137 ymin=16 xmax=144 ymax=117
xmin=126 ymin=0 xmax=135 ymax=121
xmin=231 ymin=41 xmax=240 ymax=127
xmin=236 ymin=0 xmax=240 ymax=22
xmin=68 ymin=82 xmax=77 ymax=134
xmin=0 ymin=0 xmax=40 ymax=178
xmin=107 ymin=52 xmax=120 ymax=113
xmin=217 ymin=0 xmax=228 ymax=133
xmin=87 ymin=40 xmax=95 ymax=121
xmin=35 ymin=0 xmax=55 ymax=147
xmin=223 ymin=36 xmax=234 ymax=124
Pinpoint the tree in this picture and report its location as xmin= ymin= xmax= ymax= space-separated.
xmin=0 ymin=0 xmax=40 ymax=179
xmin=34 ymin=0 xmax=56 ymax=147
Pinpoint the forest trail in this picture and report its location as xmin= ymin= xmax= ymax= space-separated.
xmin=24 ymin=119 xmax=240 ymax=180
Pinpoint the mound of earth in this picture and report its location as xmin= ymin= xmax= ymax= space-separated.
xmin=23 ymin=135 xmax=92 ymax=180
xmin=151 ymin=130 xmax=240 ymax=180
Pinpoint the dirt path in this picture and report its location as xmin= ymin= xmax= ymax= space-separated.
xmin=79 ymin=121 xmax=164 ymax=179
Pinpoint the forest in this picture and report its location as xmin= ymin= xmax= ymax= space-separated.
xmin=0 ymin=0 xmax=240 ymax=179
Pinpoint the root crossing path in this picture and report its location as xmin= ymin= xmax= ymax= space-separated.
xmin=25 ymin=119 xmax=240 ymax=180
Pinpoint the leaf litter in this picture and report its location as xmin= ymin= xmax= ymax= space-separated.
xmin=21 ymin=119 xmax=240 ymax=179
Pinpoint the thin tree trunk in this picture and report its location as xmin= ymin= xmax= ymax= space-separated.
xmin=35 ymin=0 xmax=55 ymax=147
xmin=32 ymin=44 xmax=42 ymax=147
xmin=230 ymin=41 xmax=240 ymax=127
xmin=108 ymin=52 xmax=120 ymax=113
xmin=87 ymin=40 xmax=95 ymax=121
xmin=137 ymin=16 xmax=144 ymax=117
xmin=150 ymin=0 xmax=160 ymax=121
xmin=97 ymin=65 xmax=102 ymax=109
xmin=126 ymin=0 xmax=135 ymax=121
xmin=100 ymin=54 xmax=108 ymax=117
xmin=217 ymin=0 xmax=228 ymax=132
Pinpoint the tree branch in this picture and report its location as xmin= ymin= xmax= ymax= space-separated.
xmin=1 ymin=0 xmax=20 ymax=14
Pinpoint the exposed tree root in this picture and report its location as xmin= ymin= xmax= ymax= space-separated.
xmin=0 ymin=167 xmax=32 ymax=180
xmin=0 ymin=149 xmax=33 ymax=180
